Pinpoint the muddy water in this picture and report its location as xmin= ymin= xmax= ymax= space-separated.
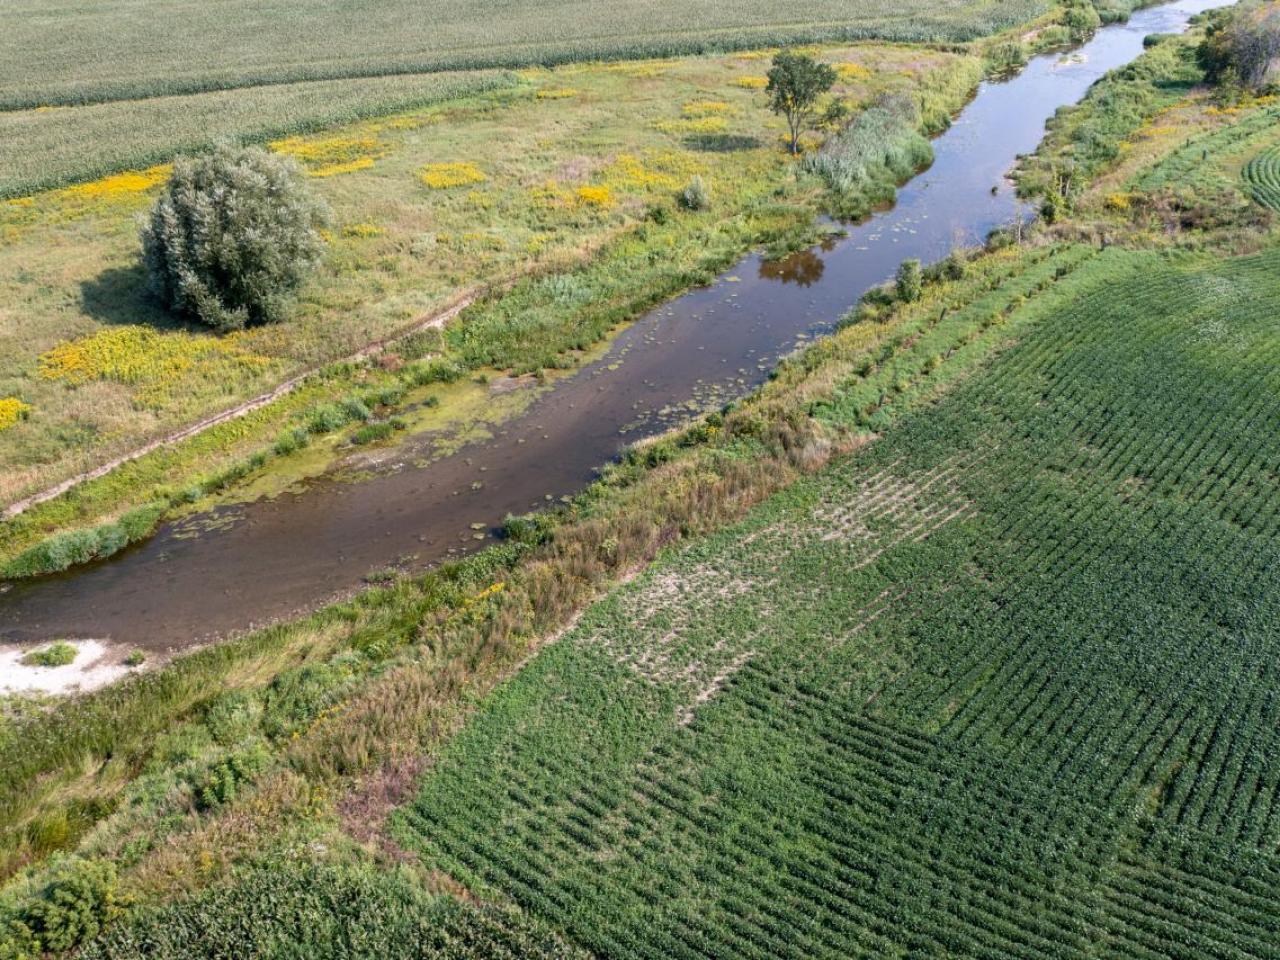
xmin=0 ymin=0 xmax=1230 ymax=654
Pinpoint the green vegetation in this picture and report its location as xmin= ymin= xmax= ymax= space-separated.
xmin=1017 ymin=22 xmax=1207 ymax=209
xmin=0 ymin=0 xmax=1048 ymax=111
xmin=79 ymin=859 xmax=585 ymax=960
xmin=766 ymin=51 xmax=838 ymax=154
xmin=0 ymin=72 xmax=516 ymax=200
xmin=1198 ymin=0 xmax=1280 ymax=91
xmin=19 ymin=644 xmax=78 ymax=669
xmin=802 ymin=93 xmax=934 ymax=218
xmin=396 ymin=242 xmax=1280 ymax=957
xmin=6 ymin=7 xmax=1280 ymax=957
xmin=0 ymin=40 xmax=977 ymax=567
xmin=1243 ymin=142 xmax=1280 ymax=207
xmin=141 ymin=144 xmax=330 ymax=331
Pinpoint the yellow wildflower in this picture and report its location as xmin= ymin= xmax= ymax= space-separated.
xmin=38 ymin=326 xmax=273 ymax=410
xmin=835 ymin=63 xmax=872 ymax=82
xmin=420 ymin=162 xmax=488 ymax=189
xmin=575 ymin=185 xmax=613 ymax=207
xmin=0 ymin=397 xmax=31 ymax=431
xmin=734 ymin=76 xmax=769 ymax=90
xmin=271 ymin=135 xmax=385 ymax=177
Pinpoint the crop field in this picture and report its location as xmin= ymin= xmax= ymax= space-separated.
xmin=0 ymin=71 xmax=517 ymax=199
xmin=1 ymin=0 xmax=1046 ymax=111
xmin=388 ymin=245 xmax=1280 ymax=957
xmin=1242 ymin=143 xmax=1280 ymax=210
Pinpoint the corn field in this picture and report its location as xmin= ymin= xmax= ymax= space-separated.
xmin=0 ymin=0 xmax=1046 ymax=111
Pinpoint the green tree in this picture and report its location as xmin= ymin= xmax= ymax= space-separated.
xmin=767 ymin=51 xmax=838 ymax=155
xmin=141 ymin=143 xmax=329 ymax=332
xmin=1199 ymin=2 xmax=1280 ymax=92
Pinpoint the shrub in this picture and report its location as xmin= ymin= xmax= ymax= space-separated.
xmin=896 ymin=259 xmax=923 ymax=303
xmin=1063 ymin=1 xmax=1101 ymax=41
xmin=141 ymin=143 xmax=329 ymax=331
xmin=123 ymin=650 xmax=147 ymax=668
xmin=802 ymin=93 xmax=931 ymax=215
xmin=22 ymin=860 xmax=122 ymax=954
xmin=20 ymin=642 xmax=78 ymax=668
xmin=679 ymin=175 xmax=711 ymax=211
xmin=191 ymin=744 xmax=269 ymax=810
xmin=351 ymin=421 xmax=396 ymax=445
xmin=402 ymin=357 xmax=465 ymax=387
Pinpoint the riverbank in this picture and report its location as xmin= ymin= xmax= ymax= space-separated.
xmin=0 ymin=38 xmax=995 ymax=577
xmin=1 ymin=3 xmax=1270 ymax=950
xmin=0 ymin=2 xmax=1194 ymax=651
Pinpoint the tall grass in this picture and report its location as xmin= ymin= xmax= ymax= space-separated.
xmin=802 ymin=93 xmax=934 ymax=217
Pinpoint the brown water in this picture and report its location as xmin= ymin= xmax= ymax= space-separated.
xmin=0 ymin=0 xmax=1232 ymax=653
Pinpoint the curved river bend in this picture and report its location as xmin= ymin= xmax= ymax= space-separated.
xmin=0 ymin=0 xmax=1231 ymax=657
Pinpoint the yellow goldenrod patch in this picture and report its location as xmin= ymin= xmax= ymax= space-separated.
xmin=601 ymin=150 xmax=705 ymax=193
xmin=734 ymin=76 xmax=769 ymax=90
xmin=575 ymin=185 xmax=613 ymax=207
xmin=271 ymin=135 xmax=386 ymax=177
xmin=63 ymin=166 xmax=171 ymax=200
xmin=537 ymin=88 xmax=579 ymax=100
xmin=835 ymin=63 xmax=872 ymax=82
xmin=420 ymin=161 xmax=488 ymax=189
xmin=38 ymin=326 xmax=274 ymax=410
xmin=341 ymin=222 xmax=384 ymax=238
xmin=1104 ymin=193 xmax=1133 ymax=211
xmin=681 ymin=100 xmax=734 ymax=118
xmin=0 ymin=397 xmax=31 ymax=431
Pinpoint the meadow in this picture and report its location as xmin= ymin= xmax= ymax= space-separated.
xmin=1 ymin=0 xmax=1048 ymax=110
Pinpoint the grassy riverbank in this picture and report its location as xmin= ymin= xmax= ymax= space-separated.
xmin=0 ymin=41 xmax=989 ymax=574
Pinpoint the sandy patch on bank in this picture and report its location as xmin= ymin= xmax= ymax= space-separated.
xmin=0 ymin=639 xmax=132 ymax=694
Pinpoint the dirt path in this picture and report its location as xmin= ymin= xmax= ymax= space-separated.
xmin=2 ymin=290 xmax=477 ymax=521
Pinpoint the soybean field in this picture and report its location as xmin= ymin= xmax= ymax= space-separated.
xmin=1244 ymin=144 xmax=1280 ymax=211
xmin=393 ymin=245 xmax=1280 ymax=958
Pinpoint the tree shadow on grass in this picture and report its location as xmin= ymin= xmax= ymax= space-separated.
xmin=79 ymin=264 xmax=183 ymax=331
xmin=683 ymin=133 xmax=763 ymax=153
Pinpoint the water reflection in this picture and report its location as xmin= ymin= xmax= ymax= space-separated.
xmin=759 ymin=247 xmax=828 ymax=287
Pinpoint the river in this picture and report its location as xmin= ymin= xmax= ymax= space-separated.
xmin=0 ymin=0 xmax=1232 ymax=672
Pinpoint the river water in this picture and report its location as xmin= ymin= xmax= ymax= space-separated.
xmin=0 ymin=0 xmax=1231 ymax=658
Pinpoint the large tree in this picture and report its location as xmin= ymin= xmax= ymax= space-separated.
xmin=767 ymin=51 xmax=837 ymax=155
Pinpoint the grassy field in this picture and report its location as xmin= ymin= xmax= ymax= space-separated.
xmin=0 ymin=41 xmax=979 ymax=567
xmin=1 ymin=0 xmax=1047 ymax=111
xmin=391 ymin=241 xmax=1280 ymax=958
